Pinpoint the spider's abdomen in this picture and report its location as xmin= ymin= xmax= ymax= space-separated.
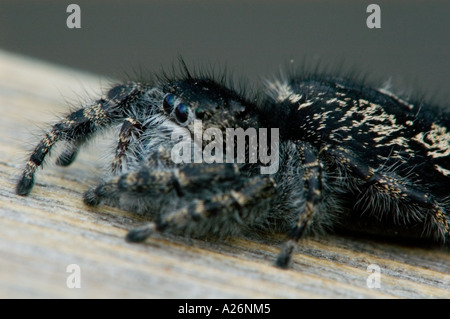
xmin=264 ymin=76 xmax=449 ymax=242
xmin=267 ymin=77 xmax=450 ymax=198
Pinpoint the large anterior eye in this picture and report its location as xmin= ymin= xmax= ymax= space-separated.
xmin=175 ymin=103 xmax=189 ymax=123
xmin=163 ymin=94 xmax=175 ymax=113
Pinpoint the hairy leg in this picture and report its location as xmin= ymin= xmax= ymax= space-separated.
xmin=16 ymin=82 xmax=143 ymax=196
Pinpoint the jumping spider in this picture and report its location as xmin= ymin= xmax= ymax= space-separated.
xmin=16 ymin=65 xmax=450 ymax=268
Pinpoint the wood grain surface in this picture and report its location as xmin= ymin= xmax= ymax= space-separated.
xmin=0 ymin=50 xmax=449 ymax=299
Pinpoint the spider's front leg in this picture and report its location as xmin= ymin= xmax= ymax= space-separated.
xmin=16 ymin=82 xmax=144 ymax=196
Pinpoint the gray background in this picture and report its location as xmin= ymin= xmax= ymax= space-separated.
xmin=1 ymin=0 xmax=449 ymax=105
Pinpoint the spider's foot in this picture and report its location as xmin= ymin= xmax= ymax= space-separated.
xmin=16 ymin=174 xmax=34 ymax=196
xmin=126 ymin=223 xmax=157 ymax=242
xmin=275 ymin=239 xmax=296 ymax=269
xmin=83 ymin=188 xmax=101 ymax=206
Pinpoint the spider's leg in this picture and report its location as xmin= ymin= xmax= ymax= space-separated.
xmin=111 ymin=118 xmax=144 ymax=175
xmin=325 ymin=146 xmax=449 ymax=240
xmin=16 ymin=100 xmax=112 ymax=195
xmin=276 ymin=141 xmax=322 ymax=268
xmin=54 ymin=141 xmax=82 ymax=167
xmin=16 ymin=82 xmax=142 ymax=196
xmin=125 ymin=175 xmax=276 ymax=242
xmin=83 ymin=163 xmax=241 ymax=206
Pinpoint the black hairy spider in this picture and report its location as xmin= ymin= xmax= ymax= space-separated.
xmin=16 ymin=65 xmax=450 ymax=268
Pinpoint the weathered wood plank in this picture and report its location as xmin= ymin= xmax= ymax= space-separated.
xmin=0 ymin=50 xmax=449 ymax=299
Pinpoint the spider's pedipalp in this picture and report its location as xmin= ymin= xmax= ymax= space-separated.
xmin=84 ymin=163 xmax=243 ymax=206
xmin=125 ymin=175 xmax=276 ymax=242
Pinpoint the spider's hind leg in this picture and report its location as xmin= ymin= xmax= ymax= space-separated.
xmin=327 ymin=146 xmax=450 ymax=242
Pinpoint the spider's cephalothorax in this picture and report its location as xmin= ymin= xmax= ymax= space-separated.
xmin=16 ymin=68 xmax=450 ymax=268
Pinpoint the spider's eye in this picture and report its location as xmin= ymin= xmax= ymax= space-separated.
xmin=195 ymin=107 xmax=205 ymax=119
xmin=163 ymin=94 xmax=175 ymax=113
xmin=175 ymin=103 xmax=189 ymax=123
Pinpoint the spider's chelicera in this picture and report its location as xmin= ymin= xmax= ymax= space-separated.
xmin=16 ymin=65 xmax=450 ymax=268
